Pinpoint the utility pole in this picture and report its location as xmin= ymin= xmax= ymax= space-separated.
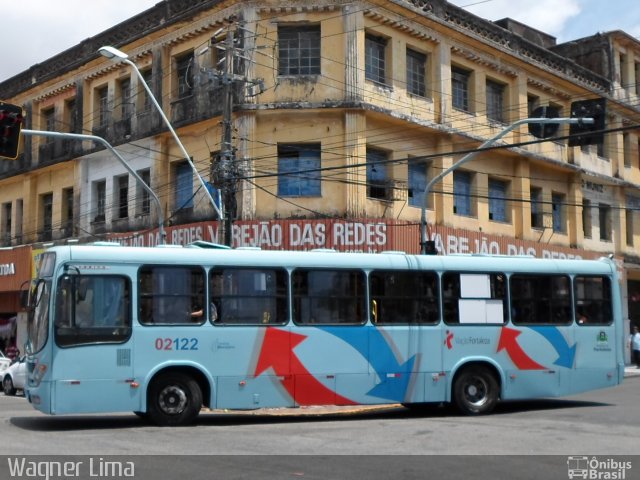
xmin=219 ymin=28 xmax=237 ymax=247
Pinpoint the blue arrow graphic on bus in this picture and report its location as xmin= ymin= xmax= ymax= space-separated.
xmin=319 ymin=326 xmax=416 ymax=402
xmin=528 ymin=326 xmax=576 ymax=368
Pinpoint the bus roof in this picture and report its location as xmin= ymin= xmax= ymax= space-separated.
xmin=44 ymin=244 xmax=617 ymax=276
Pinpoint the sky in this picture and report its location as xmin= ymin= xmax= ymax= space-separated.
xmin=1 ymin=0 xmax=639 ymax=83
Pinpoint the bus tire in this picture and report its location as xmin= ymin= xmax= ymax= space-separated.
xmin=147 ymin=373 xmax=202 ymax=426
xmin=453 ymin=366 xmax=498 ymax=415
xmin=3 ymin=376 xmax=16 ymax=396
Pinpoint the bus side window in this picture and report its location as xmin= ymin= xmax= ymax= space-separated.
xmin=574 ymin=275 xmax=612 ymax=325
xmin=292 ymin=269 xmax=365 ymax=325
xmin=442 ymin=272 xmax=507 ymax=325
xmin=510 ymin=274 xmax=571 ymax=325
xmin=138 ymin=266 xmax=205 ymax=325
xmin=210 ymin=268 xmax=288 ymax=325
xmin=369 ymin=270 xmax=439 ymax=325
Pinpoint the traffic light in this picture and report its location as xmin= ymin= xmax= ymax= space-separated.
xmin=528 ymin=105 xmax=561 ymax=139
xmin=0 ymin=102 xmax=24 ymax=160
xmin=568 ymin=98 xmax=606 ymax=147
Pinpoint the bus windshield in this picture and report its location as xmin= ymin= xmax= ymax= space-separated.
xmin=26 ymin=279 xmax=51 ymax=354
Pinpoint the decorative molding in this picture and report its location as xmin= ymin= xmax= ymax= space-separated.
xmin=33 ymin=83 xmax=76 ymax=102
xmin=363 ymin=9 xmax=441 ymax=44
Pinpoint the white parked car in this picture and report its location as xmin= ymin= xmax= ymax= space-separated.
xmin=3 ymin=356 xmax=26 ymax=396
xmin=0 ymin=351 xmax=10 ymax=373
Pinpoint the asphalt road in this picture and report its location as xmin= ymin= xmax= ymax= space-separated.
xmin=0 ymin=378 xmax=638 ymax=479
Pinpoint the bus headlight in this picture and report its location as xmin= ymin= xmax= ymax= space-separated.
xmin=31 ymin=364 xmax=48 ymax=387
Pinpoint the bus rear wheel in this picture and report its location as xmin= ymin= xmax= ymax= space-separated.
xmin=147 ymin=373 xmax=202 ymax=426
xmin=453 ymin=366 xmax=498 ymax=415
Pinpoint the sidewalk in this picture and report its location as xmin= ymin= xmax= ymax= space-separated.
xmin=624 ymin=366 xmax=640 ymax=377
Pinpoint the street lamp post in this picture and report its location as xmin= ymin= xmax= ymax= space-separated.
xmin=420 ymin=117 xmax=594 ymax=255
xmin=22 ymin=129 xmax=167 ymax=244
xmin=98 ymin=46 xmax=225 ymax=223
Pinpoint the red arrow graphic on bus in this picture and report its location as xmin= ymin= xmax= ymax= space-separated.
xmin=254 ymin=327 xmax=357 ymax=406
xmin=497 ymin=327 xmax=546 ymax=370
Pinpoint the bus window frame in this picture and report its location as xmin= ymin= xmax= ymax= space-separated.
xmin=369 ymin=269 xmax=440 ymax=325
xmin=138 ymin=264 xmax=206 ymax=327
xmin=209 ymin=266 xmax=289 ymax=327
xmin=509 ymin=273 xmax=573 ymax=326
xmin=54 ymin=273 xmax=133 ymax=348
xmin=292 ymin=267 xmax=367 ymax=326
xmin=442 ymin=271 xmax=508 ymax=326
xmin=573 ymin=274 xmax=613 ymax=326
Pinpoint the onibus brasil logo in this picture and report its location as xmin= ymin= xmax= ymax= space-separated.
xmin=567 ymin=456 xmax=632 ymax=479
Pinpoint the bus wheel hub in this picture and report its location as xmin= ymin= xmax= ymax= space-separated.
xmin=159 ymin=386 xmax=187 ymax=414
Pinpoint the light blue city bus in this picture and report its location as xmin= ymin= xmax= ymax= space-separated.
xmin=24 ymin=244 xmax=624 ymax=426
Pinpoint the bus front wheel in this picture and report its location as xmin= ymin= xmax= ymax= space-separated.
xmin=147 ymin=373 xmax=203 ymax=426
xmin=453 ymin=366 xmax=498 ymax=415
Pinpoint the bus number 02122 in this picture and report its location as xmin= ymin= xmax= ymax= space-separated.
xmin=154 ymin=337 xmax=199 ymax=351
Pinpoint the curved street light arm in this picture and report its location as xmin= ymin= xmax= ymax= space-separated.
xmin=419 ymin=117 xmax=594 ymax=254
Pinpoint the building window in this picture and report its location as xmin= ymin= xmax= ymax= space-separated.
xmin=277 ymin=144 xmax=321 ymax=197
xmin=624 ymin=133 xmax=632 ymax=168
xmin=408 ymin=159 xmax=430 ymax=208
xmin=93 ymin=180 xmax=106 ymax=223
xmin=62 ymin=187 xmax=73 ymax=236
xmin=116 ymin=175 xmax=129 ymax=219
xmin=278 ymin=25 xmax=321 ymax=76
xmin=626 ymin=208 xmax=634 ymax=246
xmin=599 ymin=203 xmax=611 ymax=241
xmin=139 ymin=68 xmax=153 ymax=112
xmin=15 ymin=200 xmax=22 ymax=243
xmin=552 ymin=192 xmax=565 ymax=233
xmin=43 ymin=107 xmax=55 ymax=131
xmin=41 ymin=193 xmax=53 ymax=241
xmin=175 ymin=162 xmax=193 ymax=210
xmin=2 ymin=202 xmax=11 ymax=244
xmin=42 ymin=108 xmax=55 ymax=144
xmin=137 ymin=169 xmax=151 ymax=216
xmin=530 ymin=187 xmax=543 ymax=229
xmin=626 ymin=196 xmax=640 ymax=246
xmin=486 ymin=80 xmax=505 ymax=123
xmin=65 ymin=99 xmax=78 ymax=134
xmin=176 ymin=52 xmax=194 ymax=99
xmin=527 ymin=94 xmax=540 ymax=117
xmin=96 ymin=86 xmax=109 ymax=128
xmin=452 ymin=66 xmax=471 ymax=112
xmin=406 ymin=48 xmax=427 ymax=97
xmin=453 ymin=170 xmax=473 ymax=216
xmin=488 ymin=178 xmax=508 ymax=222
xmin=583 ymin=198 xmax=592 ymax=239
xmin=365 ymin=34 xmax=387 ymax=85
xmin=620 ymin=53 xmax=629 ymax=90
xmin=118 ymin=78 xmax=132 ymax=120
xmin=366 ymin=147 xmax=389 ymax=200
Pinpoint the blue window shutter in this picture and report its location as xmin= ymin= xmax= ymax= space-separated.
xmin=176 ymin=162 xmax=193 ymax=209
